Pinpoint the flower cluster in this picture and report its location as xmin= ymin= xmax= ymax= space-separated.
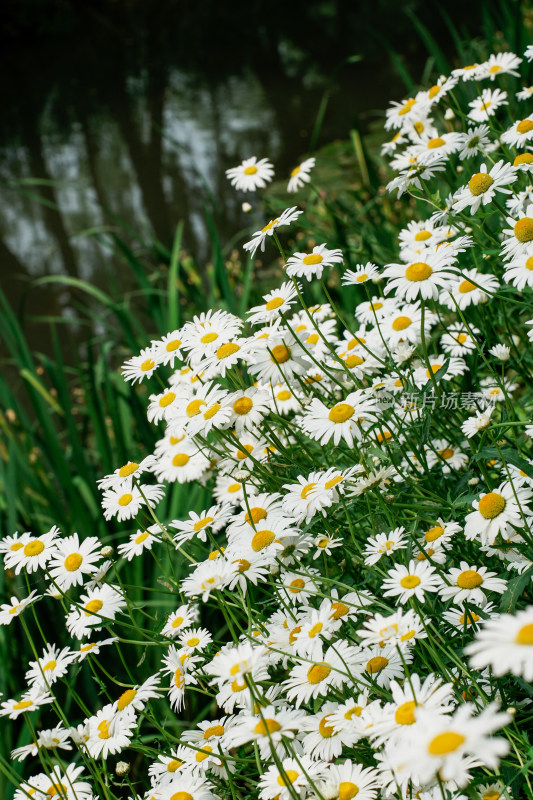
xmin=3 ymin=44 xmax=533 ymax=800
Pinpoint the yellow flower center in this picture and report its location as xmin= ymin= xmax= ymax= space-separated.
xmin=366 ymin=656 xmax=389 ymax=674
xmin=414 ymin=230 xmax=432 ymax=241
xmin=159 ymin=392 xmax=176 ymax=407
xmin=345 ymin=354 xmax=364 ymax=369
xmin=428 ymin=84 xmax=441 ymax=99
xmin=277 ymin=389 xmax=291 ymax=401
xmin=338 ymin=782 xmax=359 ymax=800
xmin=302 ymin=253 xmax=324 ymax=265
xmin=236 ymin=558 xmax=251 ymax=572
xmin=289 ymin=625 xmax=302 ymax=644
xmin=515 ymin=623 xmax=533 ymax=645
xmin=216 ymin=342 xmax=240 ymax=359
xmin=398 ymin=97 xmax=416 ymax=116
xmin=227 ymin=483 xmax=241 ymax=493
xmin=517 ymin=119 xmax=533 ymax=134
xmin=97 ymin=719 xmax=110 ymax=739
xmin=171 ymin=616 xmax=184 ymax=628
xmin=478 ymin=492 xmax=506 ymax=519
xmin=307 ymin=663 xmax=331 ymax=684
xmin=514 ymin=217 xmax=533 ymax=242
xmin=459 ymin=279 xmax=476 ymax=294
xmin=245 ymin=506 xmax=268 ymax=524
xmin=203 ymin=724 xmax=225 ymax=738
xmin=119 ymin=462 xmax=139 ymax=477
xmin=118 ymin=493 xmax=133 ymax=506
xmin=318 ymin=714 xmax=335 ymax=737
xmin=345 ymin=705 xmax=362 ymax=719
xmin=427 ymin=137 xmax=445 ymax=149
xmin=233 ymin=397 xmax=253 ymax=415
xmin=392 ymin=315 xmax=412 ymax=331
xmin=140 ymin=358 xmax=155 ymax=372
xmin=457 ymin=569 xmax=483 ymax=589
xmin=193 ymin=517 xmax=214 ymax=532
xmin=425 ymin=364 xmax=442 ymax=378
xmin=255 ymin=718 xmax=282 ymax=734
xmin=201 ymin=332 xmax=219 ymax=344
xmin=47 ymin=783 xmax=68 ymax=796
xmin=439 ymin=447 xmax=454 ymax=459
xmin=395 ymin=700 xmax=417 ymax=725
xmin=196 ymin=745 xmax=212 ymax=762
xmin=261 ymin=219 xmax=279 ymax=233
xmin=10 ymin=542 xmax=24 ymax=551
xmin=42 ymin=659 xmax=57 ymax=671
xmin=309 ymin=622 xmax=323 ymax=638
xmin=204 ymin=403 xmax=221 ymax=419
xmin=328 ymin=403 xmax=355 ymax=423
xmin=135 ymin=531 xmax=149 ymax=545
xmin=166 ymin=339 xmax=181 ymax=352
xmin=330 ymin=601 xmax=349 ymax=619
xmin=244 ymin=165 xmax=258 ymax=175
xmin=231 ymin=678 xmax=247 ymax=692
xmin=468 ymin=173 xmax=494 ymax=195
xmin=456 ymin=333 xmax=468 ymax=343
xmin=324 ymin=475 xmax=343 ymax=489
xmin=301 ymin=482 xmax=317 ymax=499
xmin=483 ymin=793 xmax=500 ymax=800
xmin=400 ymin=575 xmax=421 ymax=589
xmin=405 ymin=261 xmax=432 ymax=281
xmin=427 ymin=731 xmax=466 ymax=755
xmin=172 ymin=453 xmax=190 ymax=467
xmin=270 ymin=344 xmax=291 ymax=363
xmin=236 ymin=444 xmax=254 ymax=461
xmin=425 ymin=525 xmax=444 ymax=542
xmin=169 ymin=793 xmax=193 ymax=800
xmin=265 ymin=297 xmax=285 ymax=311
xmin=13 ymin=700 xmax=34 ymax=710
xmin=117 ymin=688 xmax=137 ymax=711
xmin=251 ymin=530 xmax=275 ymax=552
xmin=289 ymin=578 xmax=306 ymax=592
xmin=167 ymin=759 xmax=182 ymax=772
xmin=277 ymin=770 xmax=299 ymax=786
xmin=64 ymin=553 xmax=83 ymax=571
xmin=290 ymin=166 xmax=300 ymax=177
xmin=514 ymin=153 xmax=533 ymax=166
xmin=24 ymin=540 xmax=45 ymax=557
xmin=85 ymin=599 xmax=103 ymax=615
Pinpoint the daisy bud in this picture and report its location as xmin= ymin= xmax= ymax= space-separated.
xmin=444 ymin=107 xmax=455 ymax=120
xmin=234 ymin=469 xmax=251 ymax=481
xmin=242 ymin=202 xmax=252 ymax=213
xmin=115 ymin=761 xmax=130 ymax=776
xmin=100 ymin=546 xmax=114 ymax=558
xmin=468 ymin=477 xmax=480 ymax=486
xmin=457 ymin=165 xmax=464 ymax=173
xmin=489 ymin=344 xmax=511 ymax=361
xmin=506 ymin=707 xmax=516 ymax=715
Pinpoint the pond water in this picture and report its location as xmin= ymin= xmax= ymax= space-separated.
xmin=0 ymin=0 xmax=484 ymax=347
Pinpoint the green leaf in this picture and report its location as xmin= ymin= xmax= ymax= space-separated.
xmin=499 ymin=566 xmax=533 ymax=613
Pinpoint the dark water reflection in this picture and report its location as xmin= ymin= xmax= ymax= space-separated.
xmin=0 ymin=0 xmax=488 ymax=348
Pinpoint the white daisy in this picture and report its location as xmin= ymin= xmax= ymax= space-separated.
xmin=285 ymin=243 xmax=343 ymax=280
xmin=243 ymin=207 xmax=303 ymax=258
xmin=287 ymin=157 xmax=316 ymax=192
xmin=226 ymin=156 xmax=274 ymax=192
